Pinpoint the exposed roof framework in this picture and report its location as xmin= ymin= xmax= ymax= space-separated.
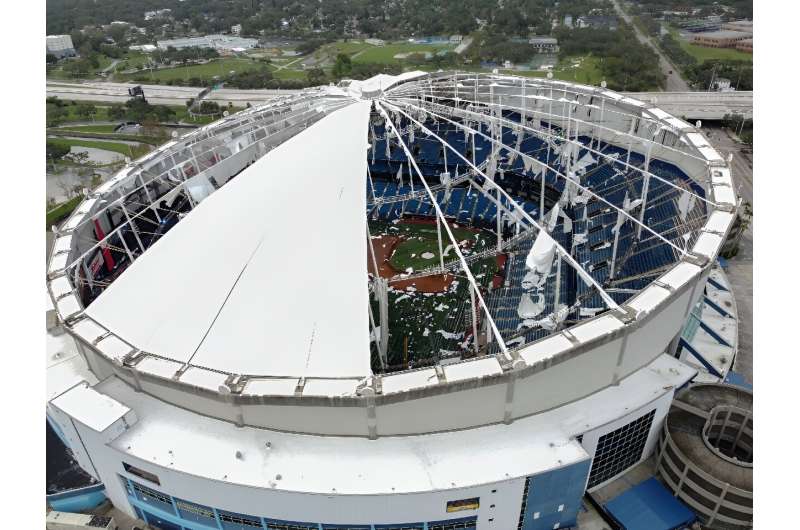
xmin=47 ymin=72 xmax=724 ymax=387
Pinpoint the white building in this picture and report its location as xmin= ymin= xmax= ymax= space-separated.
xmin=528 ymin=36 xmax=559 ymax=53
xmin=156 ymin=34 xmax=258 ymax=52
xmin=144 ymin=9 xmax=172 ymax=21
xmin=449 ymin=34 xmax=463 ymax=44
xmin=46 ymin=73 xmax=737 ymax=530
xmin=128 ymin=44 xmax=158 ymax=53
xmin=231 ymin=24 xmax=242 ymax=35
xmin=365 ymin=38 xmax=385 ymax=46
xmin=46 ymin=34 xmax=76 ymax=59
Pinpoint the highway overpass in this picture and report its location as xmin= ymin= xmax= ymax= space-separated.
xmin=47 ymin=81 xmax=752 ymax=121
xmin=622 ymin=91 xmax=753 ymax=120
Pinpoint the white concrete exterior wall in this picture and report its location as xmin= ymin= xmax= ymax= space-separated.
xmin=57 ymin=405 xmax=528 ymax=528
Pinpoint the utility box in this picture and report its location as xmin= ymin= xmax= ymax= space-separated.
xmin=46 ymin=511 xmax=115 ymax=530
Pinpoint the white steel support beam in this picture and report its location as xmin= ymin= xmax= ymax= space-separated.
xmin=375 ymin=101 xmax=509 ymax=356
xmin=381 ymin=99 xmax=619 ymax=309
xmin=385 ymin=97 xmax=688 ymax=259
xmin=396 ymin=93 xmax=713 ymax=208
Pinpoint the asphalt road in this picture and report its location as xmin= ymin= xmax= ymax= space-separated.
xmin=610 ymin=0 xmax=691 ymax=92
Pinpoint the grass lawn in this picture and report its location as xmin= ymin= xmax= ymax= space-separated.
xmin=57 ymin=124 xmax=118 ymax=133
xmin=270 ymin=67 xmax=309 ymax=80
xmin=47 ymin=55 xmax=116 ymax=80
xmin=118 ymin=57 xmax=267 ymax=83
xmin=313 ymin=40 xmax=455 ymax=66
xmin=354 ymin=42 xmax=455 ymax=64
xmin=369 ymin=219 xmax=498 ymax=370
xmin=46 ymin=196 xmax=84 ymax=228
xmin=388 ymin=224 xmax=491 ymax=272
xmin=496 ymin=55 xmax=604 ymax=86
xmin=47 ymin=137 xmax=150 ymax=158
xmin=679 ymin=41 xmax=753 ymax=62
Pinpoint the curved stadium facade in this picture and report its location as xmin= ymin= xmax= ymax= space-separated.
xmin=46 ymin=72 xmax=738 ymax=530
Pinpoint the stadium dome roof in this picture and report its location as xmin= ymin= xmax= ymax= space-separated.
xmin=47 ymin=72 xmax=736 ymax=429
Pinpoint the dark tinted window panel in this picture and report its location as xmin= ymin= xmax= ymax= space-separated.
xmin=130 ymin=480 xmax=175 ymax=515
xmin=141 ymin=509 xmax=182 ymax=530
xmin=516 ymin=476 xmax=532 ymax=530
xmin=218 ymin=509 xmax=263 ymax=529
xmin=123 ymin=462 xmax=160 ymax=485
xmin=174 ymin=498 xmax=217 ymax=527
xmin=587 ymin=409 xmax=656 ymax=488
xmin=265 ymin=520 xmax=318 ymax=530
xmin=427 ymin=516 xmax=478 ymax=530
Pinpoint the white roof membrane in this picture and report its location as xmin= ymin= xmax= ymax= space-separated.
xmin=86 ymin=100 xmax=373 ymax=379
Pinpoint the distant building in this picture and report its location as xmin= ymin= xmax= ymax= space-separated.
xmin=722 ymin=20 xmax=753 ymax=33
xmin=365 ymin=38 xmax=385 ymax=46
xmin=129 ymin=44 xmax=158 ymax=53
xmin=156 ymin=35 xmax=259 ymax=52
xmin=46 ymin=34 xmax=76 ymax=59
xmin=735 ymin=38 xmax=753 ymax=53
xmin=711 ymin=77 xmax=736 ymax=92
xmin=528 ymin=36 xmax=559 ymax=53
xmin=564 ymin=15 xmax=573 ymax=28
xmin=231 ymin=24 xmax=242 ymax=35
xmin=144 ymin=9 xmax=172 ymax=21
xmin=449 ymin=35 xmax=463 ymax=44
xmin=677 ymin=16 xmax=722 ymax=33
xmin=503 ymin=60 xmax=513 ymax=69
xmin=576 ymin=15 xmax=619 ymax=31
xmin=110 ymin=21 xmax=129 ymax=26
xmin=690 ymin=30 xmax=751 ymax=49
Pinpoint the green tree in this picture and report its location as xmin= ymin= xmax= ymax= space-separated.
xmin=306 ymin=67 xmax=327 ymax=86
xmin=46 ymin=141 xmax=70 ymax=161
xmin=75 ymin=103 xmax=96 ymax=119
xmin=332 ymin=53 xmax=352 ymax=79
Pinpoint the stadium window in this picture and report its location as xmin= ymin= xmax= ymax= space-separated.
xmin=130 ymin=480 xmax=175 ymax=515
xmin=374 ymin=524 xmax=424 ymax=530
xmin=123 ymin=462 xmax=160 ymax=485
xmin=427 ymin=516 xmax=478 ymax=530
xmin=264 ymin=520 xmax=318 ymax=530
xmin=174 ymin=498 xmax=216 ymax=526
xmin=218 ymin=509 xmax=262 ymax=529
xmin=446 ymin=497 xmax=480 ymax=513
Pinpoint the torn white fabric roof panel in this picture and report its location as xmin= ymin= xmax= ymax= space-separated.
xmin=86 ymin=100 xmax=373 ymax=379
xmin=526 ymin=230 xmax=557 ymax=274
